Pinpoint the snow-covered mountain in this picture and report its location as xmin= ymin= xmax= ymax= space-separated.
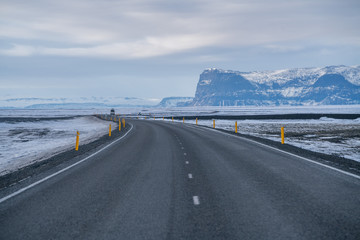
xmin=0 ymin=97 xmax=161 ymax=109
xmin=157 ymin=97 xmax=194 ymax=107
xmin=192 ymin=65 xmax=360 ymax=106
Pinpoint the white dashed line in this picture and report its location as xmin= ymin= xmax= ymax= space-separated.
xmin=193 ymin=196 xmax=200 ymax=205
xmin=188 ymin=173 xmax=193 ymax=179
xmin=184 ymin=153 xmax=187 ymax=156
xmin=181 ymin=147 xmax=184 ymax=149
xmin=185 ymin=161 xmax=189 ymax=164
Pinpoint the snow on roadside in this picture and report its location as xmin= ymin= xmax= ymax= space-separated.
xmin=0 ymin=116 xmax=116 ymax=176
xmin=161 ymin=117 xmax=360 ymax=162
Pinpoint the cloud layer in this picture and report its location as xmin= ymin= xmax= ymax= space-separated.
xmin=1 ymin=0 xmax=359 ymax=58
xmin=1 ymin=0 xmax=360 ymax=99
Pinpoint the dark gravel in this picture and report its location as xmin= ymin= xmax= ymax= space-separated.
xmin=168 ymin=113 xmax=360 ymax=120
xmin=0 ymin=118 xmax=131 ymax=190
xmin=0 ymin=116 xmax=78 ymax=123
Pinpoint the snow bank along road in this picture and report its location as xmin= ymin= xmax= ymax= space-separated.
xmin=0 ymin=119 xmax=359 ymax=239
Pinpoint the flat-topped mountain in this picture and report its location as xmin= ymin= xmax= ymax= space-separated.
xmin=191 ymin=65 xmax=360 ymax=106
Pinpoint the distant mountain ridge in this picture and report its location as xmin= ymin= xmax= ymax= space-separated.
xmin=0 ymin=97 xmax=160 ymax=109
xmin=191 ymin=65 xmax=360 ymax=106
xmin=157 ymin=97 xmax=194 ymax=107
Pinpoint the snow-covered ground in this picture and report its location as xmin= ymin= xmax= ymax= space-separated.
xmin=0 ymin=116 xmax=115 ymax=176
xmin=161 ymin=117 xmax=360 ymax=162
xmin=139 ymin=105 xmax=360 ymax=117
xmin=0 ymin=108 xmax=139 ymax=117
xmin=2 ymin=105 xmax=359 ymax=118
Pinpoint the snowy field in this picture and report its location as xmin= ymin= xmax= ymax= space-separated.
xmin=2 ymin=105 xmax=359 ymax=118
xmin=163 ymin=117 xmax=360 ymax=162
xmin=141 ymin=105 xmax=360 ymax=117
xmin=0 ymin=116 xmax=115 ymax=176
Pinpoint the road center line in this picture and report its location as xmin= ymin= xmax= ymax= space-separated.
xmin=185 ymin=161 xmax=189 ymax=164
xmin=188 ymin=173 xmax=193 ymax=179
xmin=193 ymin=196 xmax=200 ymax=205
xmin=184 ymin=153 xmax=187 ymax=156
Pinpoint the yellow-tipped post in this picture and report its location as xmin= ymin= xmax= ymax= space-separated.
xmin=172 ymin=117 xmax=174 ymax=122
xmin=235 ymin=121 xmax=238 ymax=133
xmin=75 ymin=131 xmax=80 ymax=151
xmin=183 ymin=117 xmax=185 ymax=123
xmin=109 ymin=124 xmax=112 ymax=137
xmin=196 ymin=118 xmax=198 ymax=125
xmin=213 ymin=119 xmax=215 ymax=128
xmin=119 ymin=119 xmax=121 ymax=131
xmin=154 ymin=117 xmax=155 ymax=120
xmin=163 ymin=117 xmax=164 ymax=120
xmin=122 ymin=119 xmax=125 ymax=128
xmin=281 ymin=126 xmax=285 ymax=144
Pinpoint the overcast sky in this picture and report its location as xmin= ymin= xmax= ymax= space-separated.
xmin=1 ymin=0 xmax=359 ymax=100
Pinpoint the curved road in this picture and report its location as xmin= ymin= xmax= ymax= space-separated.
xmin=0 ymin=119 xmax=359 ymax=239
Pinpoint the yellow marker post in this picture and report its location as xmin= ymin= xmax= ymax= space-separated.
xmin=109 ymin=124 xmax=112 ymax=137
xmin=183 ymin=117 xmax=185 ymax=123
xmin=75 ymin=131 xmax=80 ymax=151
xmin=154 ymin=117 xmax=155 ymax=120
xmin=163 ymin=117 xmax=164 ymax=120
xmin=281 ymin=126 xmax=285 ymax=144
xmin=213 ymin=119 xmax=215 ymax=128
xmin=196 ymin=118 xmax=198 ymax=125
xmin=172 ymin=117 xmax=174 ymax=122
xmin=122 ymin=119 xmax=125 ymax=128
xmin=119 ymin=119 xmax=121 ymax=131
xmin=235 ymin=121 xmax=238 ymax=133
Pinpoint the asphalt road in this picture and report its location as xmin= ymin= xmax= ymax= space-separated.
xmin=0 ymin=119 xmax=359 ymax=239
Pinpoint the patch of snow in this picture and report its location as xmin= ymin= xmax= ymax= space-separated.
xmin=281 ymin=87 xmax=304 ymax=97
xmin=200 ymin=79 xmax=212 ymax=85
xmin=0 ymin=116 xmax=116 ymax=176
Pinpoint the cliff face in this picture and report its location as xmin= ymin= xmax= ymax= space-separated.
xmin=191 ymin=66 xmax=360 ymax=106
xmin=157 ymin=97 xmax=194 ymax=107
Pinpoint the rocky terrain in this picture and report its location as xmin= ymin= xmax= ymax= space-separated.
xmin=191 ymin=65 xmax=360 ymax=106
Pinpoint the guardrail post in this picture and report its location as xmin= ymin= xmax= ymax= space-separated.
xmin=281 ymin=126 xmax=285 ymax=144
xmin=213 ymin=119 xmax=215 ymax=128
xmin=196 ymin=118 xmax=198 ymax=125
xmin=109 ymin=124 xmax=112 ymax=137
xmin=75 ymin=131 xmax=80 ymax=151
xmin=235 ymin=121 xmax=237 ymax=133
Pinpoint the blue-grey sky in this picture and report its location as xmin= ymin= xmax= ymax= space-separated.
xmin=1 ymin=0 xmax=359 ymax=100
